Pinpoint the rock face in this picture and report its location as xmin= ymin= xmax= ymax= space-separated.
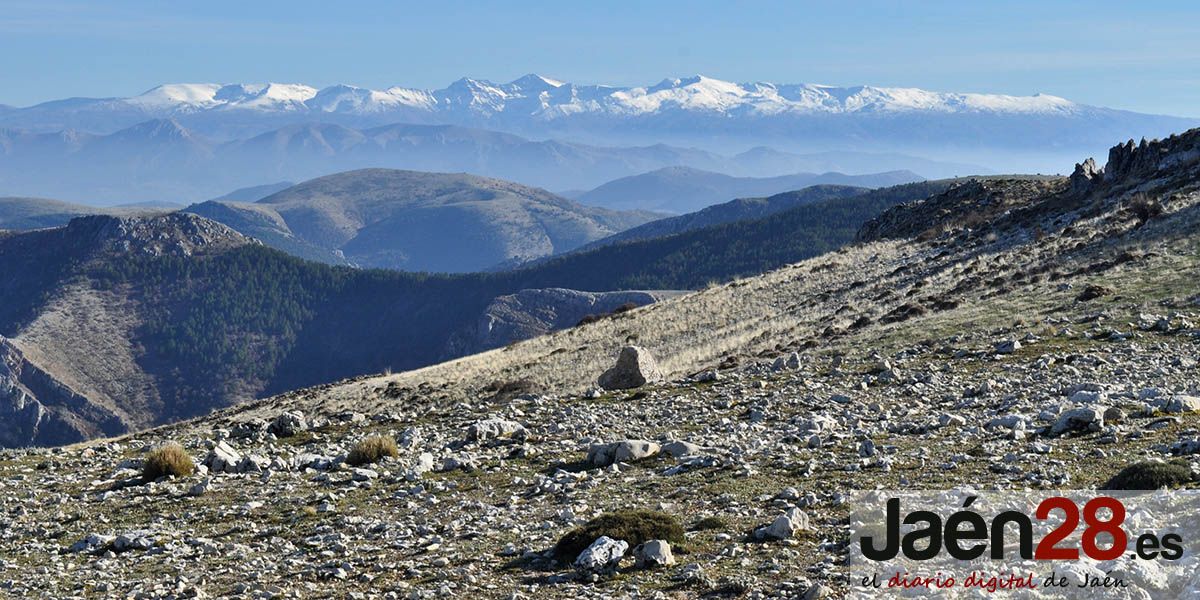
xmin=597 ymin=346 xmax=664 ymax=390
xmin=0 ymin=338 xmax=122 ymax=448
xmin=1104 ymin=134 xmax=1200 ymax=185
xmin=447 ymin=289 xmax=685 ymax=356
xmin=1070 ymin=158 xmax=1102 ymax=194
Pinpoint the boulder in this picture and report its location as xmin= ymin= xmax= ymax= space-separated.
xmin=662 ymin=441 xmax=701 ymax=458
xmin=587 ymin=440 xmax=661 ymax=467
xmin=597 ymin=346 xmax=664 ymax=390
xmin=1052 ymin=406 xmax=1106 ymax=435
xmin=574 ymin=536 xmax=627 ymax=573
xmin=203 ymin=441 xmax=242 ymax=474
xmin=756 ymin=508 xmax=811 ymax=540
xmin=236 ymin=454 xmax=270 ymax=473
xmin=633 ymin=539 xmax=675 ymax=568
xmin=1069 ymin=157 xmax=1102 ymax=194
xmin=994 ymin=339 xmax=1021 ymax=354
xmin=267 ymin=411 xmax=307 ymax=438
xmin=772 ymin=352 xmax=801 ymax=371
xmin=467 ymin=418 xmax=527 ymax=442
xmin=1160 ymin=395 xmax=1200 ymax=414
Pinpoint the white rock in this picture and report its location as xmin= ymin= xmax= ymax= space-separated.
xmin=467 ymin=418 xmax=527 ymax=442
xmin=574 ymin=536 xmax=628 ymax=573
xmin=1052 ymin=406 xmax=1106 ymax=435
xmin=203 ymin=441 xmax=242 ymax=474
xmin=633 ymin=539 xmax=675 ymax=568
xmin=587 ymin=440 xmax=661 ymax=467
xmin=662 ymin=441 xmax=701 ymax=458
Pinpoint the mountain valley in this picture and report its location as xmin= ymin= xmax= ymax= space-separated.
xmin=0 ymin=127 xmax=1197 ymax=597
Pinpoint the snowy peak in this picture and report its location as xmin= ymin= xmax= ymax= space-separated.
xmin=62 ymin=76 xmax=1087 ymax=119
xmin=130 ymin=82 xmax=319 ymax=112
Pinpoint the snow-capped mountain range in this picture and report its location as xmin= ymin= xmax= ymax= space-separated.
xmin=2 ymin=75 xmax=1197 ymax=187
xmin=116 ymin=75 xmax=1081 ymax=118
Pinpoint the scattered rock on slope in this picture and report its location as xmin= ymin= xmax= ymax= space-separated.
xmin=597 ymin=346 xmax=664 ymax=390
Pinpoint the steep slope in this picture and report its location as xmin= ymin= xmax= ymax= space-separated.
xmin=574 ymin=166 xmax=922 ymax=213
xmin=3 ymin=130 xmax=1196 ymax=597
xmin=188 ymin=169 xmax=659 ymax=272
xmin=516 ymin=180 xmax=957 ymax=289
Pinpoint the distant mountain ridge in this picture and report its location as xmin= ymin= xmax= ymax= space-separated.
xmin=0 ymin=118 xmax=971 ymax=204
xmin=571 ymin=184 xmax=870 ymax=252
xmin=573 ymin=166 xmax=922 ymax=213
xmin=186 ymin=169 xmax=657 ymax=272
xmin=2 ymin=75 xmax=1194 ymax=172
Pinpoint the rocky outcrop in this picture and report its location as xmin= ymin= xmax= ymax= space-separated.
xmin=856 ymin=178 xmax=1065 ymax=242
xmin=65 ymin=213 xmax=253 ymax=258
xmin=1103 ymin=131 xmax=1200 ymax=187
xmin=446 ymin=289 xmax=686 ymax=356
xmin=0 ymin=338 xmax=124 ymax=447
xmin=1069 ymin=157 xmax=1102 ymax=194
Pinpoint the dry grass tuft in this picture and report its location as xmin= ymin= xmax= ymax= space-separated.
xmin=346 ymin=435 xmax=399 ymax=466
xmin=142 ymin=442 xmax=195 ymax=481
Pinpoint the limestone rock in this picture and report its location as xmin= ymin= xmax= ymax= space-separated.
xmin=587 ymin=440 xmax=661 ymax=467
xmin=597 ymin=346 xmax=664 ymax=390
xmin=1052 ymin=407 xmax=1106 ymax=435
xmin=467 ymin=418 xmax=527 ymax=442
xmin=574 ymin=536 xmax=627 ymax=573
xmin=267 ymin=411 xmax=308 ymax=438
xmin=203 ymin=441 xmax=242 ymax=474
xmin=633 ymin=540 xmax=675 ymax=568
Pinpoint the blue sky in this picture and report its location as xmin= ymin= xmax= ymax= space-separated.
xmin=2 ymin=0 xmax=1197 ymax=116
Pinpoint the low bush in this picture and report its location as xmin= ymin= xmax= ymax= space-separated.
xmin=553 ymin=510 xmax=685 ymax=561
xmin=141 ymin=442 xmax=195 ymax=481
xmin=690 ymin=516 xmax=728 ymax=531
xmin=1103 ymin=461 xmax=1192 ymax=490
xmin=346 ymin=435 xmax=399 ymax=466
xmin=1129 ymin=194 xmax=1164 ymax=225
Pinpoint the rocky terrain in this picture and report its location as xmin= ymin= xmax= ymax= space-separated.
xmin=1 ymin=129 xmax=1198 ymax=598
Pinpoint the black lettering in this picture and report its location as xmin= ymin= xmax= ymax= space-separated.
xmin=902 ymin=510 xmax=942 ymax=560
xmin=861 ymin=498 xmax=900 ymax=561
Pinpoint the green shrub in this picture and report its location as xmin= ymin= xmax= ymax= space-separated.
xmin=553 ymin=510 xmax=685 ymax=560
xmin=141 ymin=442 xmax=195 ymax=481
xmin=690 ymin=516 xmax=728 ymax=531
xmin=1103 ymin=461 xmax=1192 ymax=490
xmin=346 ymin=435 xmax=398 ymax=466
